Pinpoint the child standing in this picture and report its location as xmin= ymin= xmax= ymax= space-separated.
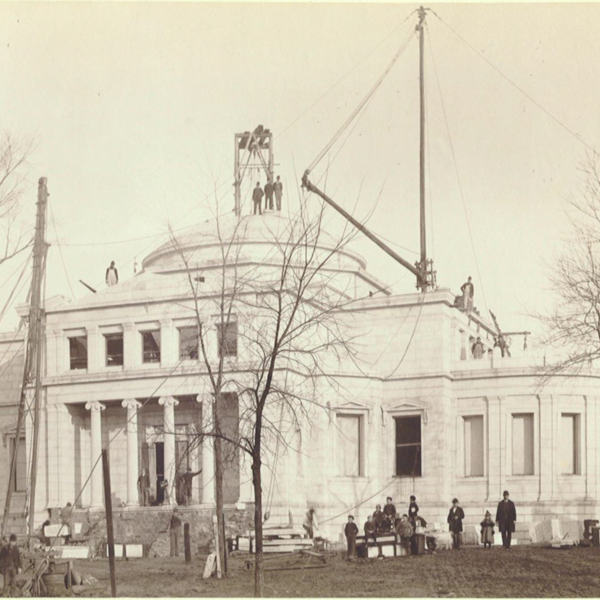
xmin=480 ymin=510 xmax=495 ymax=548
xmin=408 ymin=495 xmax=419 ymax=526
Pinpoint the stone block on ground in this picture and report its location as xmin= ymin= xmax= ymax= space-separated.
xmin=559 ymin=520 xmax=582 ymax=543
xmin=462 ymin=525 xmax=480 ymax=545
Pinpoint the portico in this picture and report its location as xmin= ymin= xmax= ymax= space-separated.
xmin=45 ymin=394 xmax=234 ymax=511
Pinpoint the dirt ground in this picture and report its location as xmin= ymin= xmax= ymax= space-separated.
xmin=69 ymin=545 xmax=600 ymax=597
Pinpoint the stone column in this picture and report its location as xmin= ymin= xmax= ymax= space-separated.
xmin=198 ymin=395 xmax=215 ymax=504
xmin=85 ymin=401 xmax=105 ymax=508
xmin=159 ymin=396 xmax=179 ymax=505
xmin=122 ymin=399 xmax=141 ymax=506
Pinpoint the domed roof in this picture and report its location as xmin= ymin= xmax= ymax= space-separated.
xmin=142 ymin=212 xmax=367 ymax=273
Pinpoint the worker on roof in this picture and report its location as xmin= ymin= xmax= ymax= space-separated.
xmin=472 ymin=336 xmax=485 ymax=359
xmin=105 ymin=261 xmax=118 ymax=286
xmin=274 ymin=175 xmax=283 ymax=211
xmin=264 ymin=177 xmax=274 ymax=211
xmin=460 ymin=276 xmax=474 ymax=312
xmin=252 ymin=182 xmax=264 ymax=215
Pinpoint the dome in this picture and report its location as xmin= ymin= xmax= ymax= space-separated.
xmin=142 ymin=212 xmax=368 ymax=274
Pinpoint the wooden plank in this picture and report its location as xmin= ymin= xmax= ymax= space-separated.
xmin=246 ymin=528 xmax=305 ymax=537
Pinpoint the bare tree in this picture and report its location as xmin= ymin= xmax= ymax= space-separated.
xmin=541 ymin=153 xmax=600 ymax=371
xmin=170 ymin=197 xmax=357 ymax=595
xmin=0 ymin=133 xmax=33 ymax=267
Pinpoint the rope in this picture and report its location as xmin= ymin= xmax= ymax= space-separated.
xmin=48 ymin=204 xmax=74 ymax=299
xmin=306 ymin=29 xmax=416 ymax=173
xmin=426 ymin=23 xmax=489 ymax=314
xmin=319 ymin=480 xmax=395 ymax=525
xmin=431 ymin=10 xmax=597 ymax=154
xmin=279 ymin=9 xmax=418 ymax=137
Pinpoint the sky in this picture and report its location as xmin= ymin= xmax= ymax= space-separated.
xmin=0 ymin=2 xmax=599 ymax=339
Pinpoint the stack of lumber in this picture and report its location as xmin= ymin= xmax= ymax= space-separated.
xmin=237 ymin=527 xmax=313 ymax=554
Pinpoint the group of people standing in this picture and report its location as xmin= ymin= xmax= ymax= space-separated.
xmin=344 ymin=490 xmax=517 ymax=560
xmin=252 ymin=176 xmax=283 ymax=215
xmin=448 ymin=491 xmax=517 ymax=550
xmin=344 ymin=495 xmax=426 ymax=560
xmin=137 ymin=466 xmax=202 ymax=507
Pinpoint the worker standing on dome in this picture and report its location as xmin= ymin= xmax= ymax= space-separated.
xmin=274 ymin=175 xmax=283 ymax=211
xmin=264 ymin=177 xmax=274 ymax=211
xmin=252 ymin=182 xmax=264 ymax=215
xmin=105 ymin=261 xmax=118 ymax=286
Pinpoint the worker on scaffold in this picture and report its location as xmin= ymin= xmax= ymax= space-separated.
xmin=264 ymin=177 xmax=274 ymax=211
xmin=274 ymin=175 xmax=283 ymax=211
xmin=252 ymin=182 xmax=264 ymax=215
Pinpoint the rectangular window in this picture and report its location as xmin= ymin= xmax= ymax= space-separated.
xmin=10 ymin=437 xmax=26 ymax=492
xmin=560 ymin=413 xmax=580 ymax=475
xmin=141 ymin=330 xmax=161 ymax=363
xmin=217 ymin=322 xmax=237 ymax=358
xmin=512 ymin=413 xmax=534 ymax=475
xmin=178 ymin=326 xmax=199 ymax=360
xmin=395 ymin=416 xmax=421 ymax=477
xmin=104 ymin=333 xmax=123 ymax=366
xmin=463 ymin=415 xmax=484 ymax=477
xmin=68 ymin=335 xmax=88 ymax=370
xmin=336 ymin=414 xmax=362 ymax=477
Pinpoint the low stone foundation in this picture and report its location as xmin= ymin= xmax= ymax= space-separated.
xmin=72 ymin=504 xmax=254 ymax=558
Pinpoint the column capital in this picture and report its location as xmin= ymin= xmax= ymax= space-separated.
xmin=85 ymin=401 xmax=106 ymax=412
xmin=121 ymin=399 xmax=141 ymax=411
xmin=123 ymin=322 xmax=136 ymax=332
xmin=159 ymin=396 xmax=179 ymax=408
xmin=160 ymin=318 xmax=173 ymax=327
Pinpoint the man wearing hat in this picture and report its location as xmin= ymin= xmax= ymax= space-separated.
xmin=344 ymin=515 xmax=359 ymax=561
xmin=447 ymin=498 xmax=465 ymax=550
xmin=496 ymin=490 xmax=517 ymax=549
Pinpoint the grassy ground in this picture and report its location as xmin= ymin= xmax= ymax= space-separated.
xmin=68 ymin=545 xmax=600 ymax=597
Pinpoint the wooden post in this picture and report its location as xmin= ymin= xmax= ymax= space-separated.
xmin=184 ymin=522 xmax=191 ymax=563
xmin=102 ymin=449 xmax=117 ymax=597
xmin=67 ymin=560 xmax=72 ymax=590
xmin=212 ymin=515 xmax=222 ymax=579
xmin=222 ymin=517 xmax=228 ymax=575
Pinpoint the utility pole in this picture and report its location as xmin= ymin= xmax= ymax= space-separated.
xmin=1 ymin=178 xmax=49 ymax=538
xmin=417 ymin=6 xmax=428 ymax=291
xmin=27 ymin=177 xmax=49 ymax=540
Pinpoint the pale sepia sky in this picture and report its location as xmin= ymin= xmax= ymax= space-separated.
xmin=1 ymin=2 xmax=599 ymax=338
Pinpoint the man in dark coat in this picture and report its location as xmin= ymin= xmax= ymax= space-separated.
xmin=0 ymin=534 xmax=22 ymax=595
xmin=364 ymin=515 xmax=376 ymax=542
xmin=447 ymin=498 xmax=465 ymax=550
xmin=383 ymin=496 xmax=397 ymax=524
xmin=372 ymin=504 xmax=385 ymax=534
xmin=344 ymin=515 xmax=359 ymax=561
xmin=264 ymin=178 xmax=274 ymax=210
xmin=176 ymin=467 xmax=202 ymax=506
xmin=252 ymin=182 xmax=264 ymax=215
xmin=496 ymin=490 xmax=517 ymax=549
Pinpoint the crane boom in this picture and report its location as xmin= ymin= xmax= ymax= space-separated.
xmin=301 ymin=171 xmax=427 ymax=288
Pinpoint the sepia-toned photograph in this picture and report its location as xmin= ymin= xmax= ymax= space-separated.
xmin=0 ymin=1 xmax=599 ymax=596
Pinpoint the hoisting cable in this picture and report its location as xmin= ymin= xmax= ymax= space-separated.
xmin=306 ymin=27 xmax=416 ymax=174
xmin=426 ymin=22 xmax=490 ymax=314
xmin=430 ymin=9 xmax=597 ymax=154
